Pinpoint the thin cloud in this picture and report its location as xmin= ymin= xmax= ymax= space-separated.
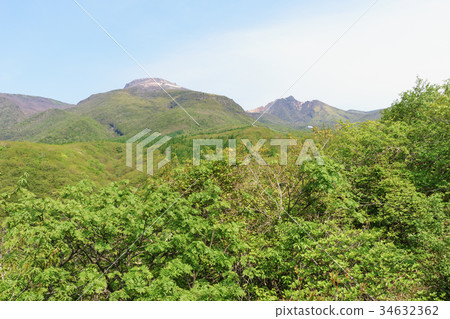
xmin=147 ymin=0 xmax=450 ymax=111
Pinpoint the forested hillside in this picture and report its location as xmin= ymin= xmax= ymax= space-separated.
xmin=0 ymin=126 xmax=295 ymax=196
xmin=0 ymin=80 xmax=448 ymax=301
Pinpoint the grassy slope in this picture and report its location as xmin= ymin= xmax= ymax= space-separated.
xmin=0 ymin=126 xmax=310 ymax=196
xmin=4 ymin=109 xmax=116 ymax=143
xmin=0 ymin=141 xmax=146 ymax=196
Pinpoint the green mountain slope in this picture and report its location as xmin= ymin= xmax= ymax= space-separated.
xmin=74 ymin=79 xmax=252 ymax=137
xmin=0 ymin=93 xmax=77 ymax=142
xmin=4 ymin=109 xmax=116 ymax=143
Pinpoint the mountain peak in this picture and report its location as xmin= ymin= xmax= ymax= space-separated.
xmin=246 ymin=96 xmax=381 ymax=127
xmin=284 ymin=95 xmax=298 ymax=103
xmin=124 ymin=78 xmax=185 ymax=91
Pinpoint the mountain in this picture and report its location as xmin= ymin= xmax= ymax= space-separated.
xmin=0 ymin=78 xmax=252 ymax=143
xmin=0 ymin=93 xmax=72 ymax=115
xmin=248 ymin=96 xmax=381 ymax=129
xmin=72 ymin=78 xmax=252 ymax=137
xmin=0 ymin=94 xmax=74 ymax=140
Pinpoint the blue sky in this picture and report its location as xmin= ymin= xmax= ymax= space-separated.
xmin=1 ymin=0 xmax=449 ymax=111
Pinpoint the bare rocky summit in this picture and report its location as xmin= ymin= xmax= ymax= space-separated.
xmin=124 ymin=78 xmax=186 ymax=91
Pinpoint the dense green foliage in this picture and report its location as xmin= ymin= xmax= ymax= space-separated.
xmin=0 ymin=126 xmax=295 ymax=196
xmin=0 ymin=80 xmax=448 ymax=300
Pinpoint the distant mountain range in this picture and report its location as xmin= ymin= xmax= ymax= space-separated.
xmin=247 ymin=96 xmax=381 ymax=129
xmin=0 ymin=79 xmax=383 ymax=143
xmin=0 ymin=79 xmax=251 ymax=143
